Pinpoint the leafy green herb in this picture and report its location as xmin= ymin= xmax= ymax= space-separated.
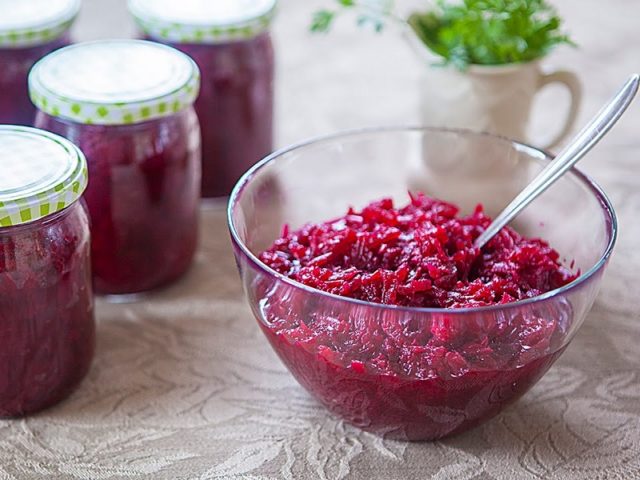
xmin=311 ymin=0 xmax=575 ymax=70
xmin=311 ymin=10 xmax=338 ymax=33
xmin=311 ymin=0 xmax=390 ymax=34
xmin=409 ymin=0 xmax=575 ymax=68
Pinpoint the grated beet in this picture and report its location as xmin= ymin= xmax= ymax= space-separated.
xmin=256 ymin=194 xmax=578 ymax=440
xmin=35 ymin=110 xmax=201 ymax=294
xmin=260 ymin=193 xmax=577 ymax=308
xmin=0 ymin=204 xmax=94 ymax=417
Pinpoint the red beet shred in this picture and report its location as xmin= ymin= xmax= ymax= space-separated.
xmin=260 ymin=193 xmax=577 ymax=309
xmin=255 ymin=194 xmax=578 ymax=440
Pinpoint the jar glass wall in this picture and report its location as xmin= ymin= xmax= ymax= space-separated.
xmin=168 ymin=34 xmax=274 ymax=198
xmin=0 ymin=125 xmax=94 ymax=417
xmin=129 ymin=0 xmax=276 ymax=197
xmin=0 ymin=37 xmax=69 ymax=125
xmin=36 ymin=109 xmax=201 ymax=294
xmin=0 ymin=203 xmax=94 ymax=417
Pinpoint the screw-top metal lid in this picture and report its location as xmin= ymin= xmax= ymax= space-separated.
xmin=28 ymin=40 xmax=200 ymax=126
xmin=128 ymin=0 xmax=277 ymax=44
xmin=0 ymin=126 xmax=88 ymax=227
xmin=0 ymin=0 xmax=80 ymax=48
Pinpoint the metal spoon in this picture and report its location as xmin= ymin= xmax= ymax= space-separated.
xmin=474 ymin=73 xmax=639 ymax=249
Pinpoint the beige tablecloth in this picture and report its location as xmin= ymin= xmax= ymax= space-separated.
xmin=1 ymin=0 xmax=639 ymax=478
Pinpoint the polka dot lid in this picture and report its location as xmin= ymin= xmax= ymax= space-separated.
xmin=0 ymin=126 xmax=88 ymax=228
xmin=0 ymin=0 xmax=80 ymax=48
xmin=28 ymin=40 xmax=200 ymax=125
xmin=128 ymin=0 xmax=277 ymax=44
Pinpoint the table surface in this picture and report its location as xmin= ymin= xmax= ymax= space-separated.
xmin=2 ymin=1 xmax=639 ymax=479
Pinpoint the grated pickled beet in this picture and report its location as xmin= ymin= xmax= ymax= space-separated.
xmin=0 ymin=204 xmax=94 ymax=417
xmin=257 ymin=194 xmax=578 ymax=440
xmin=35 ymin=110 xmax=201 ymax=294
xmin=260 ymin=193 xmax=577 ymax=309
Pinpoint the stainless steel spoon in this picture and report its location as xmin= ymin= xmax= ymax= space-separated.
xmin=474 ymin=73 xmax=639 ymax=249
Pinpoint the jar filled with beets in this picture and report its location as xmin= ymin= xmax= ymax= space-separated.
xmin=0 ymin=0 xmax=79 ymax=126
xmin=128 ymin=0 xmax=276 ymax=198
xmin=0 ymin=125 xmax=94 ymax=417
xmin=29 ymin=40 xmax=202 ymax=295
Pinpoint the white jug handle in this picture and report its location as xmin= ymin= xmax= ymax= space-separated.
xmin=537 ymin=69 xmax=582 ymax=150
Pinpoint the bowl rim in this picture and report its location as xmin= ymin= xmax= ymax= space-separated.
xmin=227 ymin=126 xmax=618 ymax=314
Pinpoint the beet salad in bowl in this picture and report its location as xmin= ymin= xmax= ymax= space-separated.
xmin=227 ymin=127 xmax=617 ymax=441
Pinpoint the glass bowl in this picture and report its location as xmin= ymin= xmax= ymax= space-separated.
xmin=227 ymin=127 xmax=617 ymax=441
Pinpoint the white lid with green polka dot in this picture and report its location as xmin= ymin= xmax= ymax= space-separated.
xmin=0 ymin=126 xmax=88 ymax=228
xmin=128 ymin=0 xmax=277 ymax=44
xmin=28 ymin=40 xmax=200 ymax=126
xmin=0 ymin=0 xmax=80 ymax=48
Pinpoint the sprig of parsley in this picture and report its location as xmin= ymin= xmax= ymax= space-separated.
xmin=409 ymin=0 xmax=575 ymax=69
xmin=311 ymin=0 xmax=389 ymax=34
xmin=311 ymin=0 xmax=575 ymax=70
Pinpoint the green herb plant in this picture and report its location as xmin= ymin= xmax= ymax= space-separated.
xmin=311 ymin=0 xmax=575 ymax=70
xmin=312 ymin=0 xmax=394 ymax=33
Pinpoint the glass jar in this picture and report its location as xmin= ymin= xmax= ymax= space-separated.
xmin=0 ymin=0 xmax=79 ymax=125
xmin=129 ymin=0 xmax=276 ymax=197
xmin=30 ymin=40 xmax=202 ymax=295
xmin=0 ymin=126 xmax=94 ymax=417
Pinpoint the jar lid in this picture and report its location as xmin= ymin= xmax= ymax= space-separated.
xmin=0 ymin=0 xmax=80 ymax=48
xmin=128 ymin=0 xmax=277 ymax=44
xmin=0 ymin=126 xmax=88 ymax=227
xmin=28 ymin=40 xmax=200 ymax=126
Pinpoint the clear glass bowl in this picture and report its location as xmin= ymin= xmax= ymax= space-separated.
xmin=227 ymin=127 xmax=617 ymax=441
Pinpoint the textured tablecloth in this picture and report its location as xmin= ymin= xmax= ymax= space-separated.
xmin=1 ymin=1 xmax=639 ymax=478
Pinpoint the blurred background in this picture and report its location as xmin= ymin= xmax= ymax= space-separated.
xmin=1 ymin=1 xmax=638 ymax=477
xmin=72 ymin=0 xmax=639 ymax=155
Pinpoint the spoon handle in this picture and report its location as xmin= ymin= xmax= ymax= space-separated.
xmin=474 ymin=73 xmax=639 ymax=249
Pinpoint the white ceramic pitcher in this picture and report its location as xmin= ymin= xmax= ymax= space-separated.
xmin=406 ymin=31 xmax=582 ymax=150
